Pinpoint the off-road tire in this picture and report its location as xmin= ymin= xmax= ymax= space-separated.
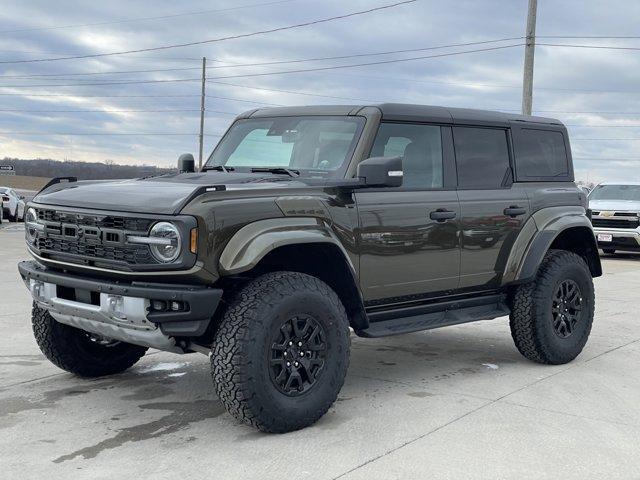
xmin=211 ymin=271 xmax=350 ymax=433
xmin=602 ymin=249 xmax=616 ymax=255
xmin=32 ymin=304 xmax=147 ymax=377
xmin=509 ymin=250 xmax=594 ymax=365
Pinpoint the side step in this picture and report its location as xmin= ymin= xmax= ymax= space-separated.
xmin=356 ymin=295 xmax=510 ymax=338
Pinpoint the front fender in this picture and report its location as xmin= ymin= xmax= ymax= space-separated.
xmin=219 ymin=217 xmax=355 ymax=275
xmin=502 ymin=206 xmax=599 ymax=285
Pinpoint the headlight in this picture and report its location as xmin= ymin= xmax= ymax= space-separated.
xmin=25 ymin=208 xmax=39 ymax=244
xmin=148 ymin=222 xmax=181 ymax=263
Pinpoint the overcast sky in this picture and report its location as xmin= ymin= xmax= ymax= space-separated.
xmin=1 ymin=0 xmax=639 ymax=183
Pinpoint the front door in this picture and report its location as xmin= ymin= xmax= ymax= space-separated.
xmin=452 ymin=126 xmax=531 ymax=290
xmin=355 ymin=122 xmax=460 ymax=306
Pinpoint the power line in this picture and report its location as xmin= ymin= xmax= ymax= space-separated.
xmin=0 ymin=108 xmax=237 ymax=115
xmin=0 ymin=37 xmax=523 ymax=79
xmin=539 ymin=43 xmax=640 ymax=51
xmin=537 ymin=35 xmax=640 ymax=39
xmin=0 ymin=1 xmax=418 ymax=64
xmin=0 ymin=131 xmax=219 ymax=136
xmin=0 ymin=0 xmax=302 ymax=34
xmin=0 ymin=91 xmax=283 ymax=106
xmin=0 ymin=43 xmax=523 ymax=88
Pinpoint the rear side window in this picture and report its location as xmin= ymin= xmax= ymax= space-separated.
xmin=515 ymin=129 xmax=568 ymax=179
xmin=453 ymin=127 xmax=511 ymax=189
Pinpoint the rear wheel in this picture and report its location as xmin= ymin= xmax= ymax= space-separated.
xmin=211 ymin=271 xmax=350 ymax=433
xmin=32 ymin=304 xmax=147 ymax=377
xmin=509 ymin=250 xmax=594 ymax=365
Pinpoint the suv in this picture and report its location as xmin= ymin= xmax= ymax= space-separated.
xmin=19 ymin=104 xmax=601 ymax=433
xmin=588 ymin=182 xmax=640 ymax=254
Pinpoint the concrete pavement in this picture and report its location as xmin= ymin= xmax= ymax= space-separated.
xmin=1 ymin=223 xmax=639 ymax=479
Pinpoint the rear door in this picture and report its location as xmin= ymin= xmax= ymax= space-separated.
xmin=355 ymin=122 xmax=460 ymax=305
xmin=453 ymin=126 xmax=531 ymax=290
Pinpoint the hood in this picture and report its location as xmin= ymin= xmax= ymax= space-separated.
xmin=33 ymin=172 xmax=314 ymax=215
xmin=588 ymin=199 xmax=640 ymax=213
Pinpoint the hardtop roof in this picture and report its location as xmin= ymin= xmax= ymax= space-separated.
xmin=240 ymin=103 xmax=562 ymax=127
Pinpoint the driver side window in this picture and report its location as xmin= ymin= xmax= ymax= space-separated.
xmin=371 ymin=123 xmax=444 ymax=189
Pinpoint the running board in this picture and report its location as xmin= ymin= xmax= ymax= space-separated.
xmin=356 ymin=295 xmax=510 ymax=338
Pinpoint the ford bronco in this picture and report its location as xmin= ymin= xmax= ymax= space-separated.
xmin=19 ymin=104 xmax=601 ymax=432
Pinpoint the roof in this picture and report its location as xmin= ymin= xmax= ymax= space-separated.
xmin=240 ymin=103 xmax=563 ymax=127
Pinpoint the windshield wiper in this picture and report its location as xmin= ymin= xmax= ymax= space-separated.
xmin=203 ymin=165 xmax=235 ymax=172
xmin=251 ymin=167 xmax=300 ymax=177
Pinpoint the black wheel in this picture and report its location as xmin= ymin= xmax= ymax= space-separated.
xmin=211 ymin=271 xmax=350 ymax=433
xmin=32 ymin=304 xmax=147 ymax=377
xmin=509 ymin=250 xmax=594 ymax=365
xmin=602 ymin=249 xmax=616 ymax=255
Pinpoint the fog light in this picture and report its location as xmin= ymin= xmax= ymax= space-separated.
xmin=107 ymin=295 xmax=126 ymax=320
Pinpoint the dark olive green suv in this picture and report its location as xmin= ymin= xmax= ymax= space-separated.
xmin=19 ymin=104 xmax=601 ymax=432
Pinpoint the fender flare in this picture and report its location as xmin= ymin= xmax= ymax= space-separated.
xmin=219 ymin=217 xmax=368 ymax=329
xmin=219 ymin=217 xmax=356 ymax=275
xmin=502 ymin=206 xmax=601 ymax=285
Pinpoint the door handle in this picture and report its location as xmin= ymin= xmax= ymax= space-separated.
xmin=504 ymin=206 xmax=527 ymax=217
xmin=430 ymin=209 xmax=457 ymax=222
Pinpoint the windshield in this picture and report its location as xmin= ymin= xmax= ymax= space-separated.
xmin=205 ymin=116 xmax=365 ymax=177
xmin=589 ymin=184 xmax=640 ymax=202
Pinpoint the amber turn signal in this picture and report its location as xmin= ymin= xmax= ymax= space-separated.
xmin=190 ymin=228 xmax=198 ymax=254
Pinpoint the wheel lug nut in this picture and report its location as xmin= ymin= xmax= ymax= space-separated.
xmin=294 ymin=361 xmax=299 ymax=367
xmin=300 ymin=352 xmax=304 ymax=357
xmin=283 ymin=351 xmax=287 ymax=356
xmin=289 ymin=341 xmax=293 ymax=346
xmin=298 ymin=342 xmax=303 ymax=347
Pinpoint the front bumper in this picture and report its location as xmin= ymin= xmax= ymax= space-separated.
xmin=18 ymin=261 xmax=222 ymax=350
xmin=593 ymin=228 xmax=640 ymax=251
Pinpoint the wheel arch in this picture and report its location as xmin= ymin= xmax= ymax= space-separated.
xmin=503 ymin=206 xmax=602 ymax=286
xmin=219 ymin=218 xmax=368 ymax=330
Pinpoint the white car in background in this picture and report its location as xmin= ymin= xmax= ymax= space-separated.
xmin=0 ymin=187 xmax=25 ymax=222
xmin=589 ymin=182 xmax=640 ymax=255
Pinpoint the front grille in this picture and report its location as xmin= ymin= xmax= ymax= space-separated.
xmin=33 ymin=207 xmax=158 ymax=268
xmin=592 ymin=218 xmax=640 ymax=229
xmin=37 ymin=209 xmax=153 ymax=231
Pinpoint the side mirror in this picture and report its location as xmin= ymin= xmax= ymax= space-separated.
xmin=357 ymin=156 xmax=403 ymax=188
xmin=178 ymin=153 xmax=195 ymax=173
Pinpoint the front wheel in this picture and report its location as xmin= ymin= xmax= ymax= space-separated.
xmin=211 ymin=271 xmax=350 ymax=433
xmin=32 ymin=304 xmax=147 ymax=376
xmin=509 ymin=250 xmax=595 ymax=365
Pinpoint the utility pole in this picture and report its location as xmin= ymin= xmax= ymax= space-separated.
xmin=521 ymin=0 xmax=537 ymax=116
xmin=198 ymin=57 xmax=207 ymax=170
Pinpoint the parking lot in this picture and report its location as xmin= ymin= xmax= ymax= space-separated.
xmin=1 ymin=223 xmax=639 ymax=480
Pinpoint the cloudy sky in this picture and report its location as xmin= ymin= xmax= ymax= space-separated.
xmin=1 ymin=0 xmax=639 ymax=182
